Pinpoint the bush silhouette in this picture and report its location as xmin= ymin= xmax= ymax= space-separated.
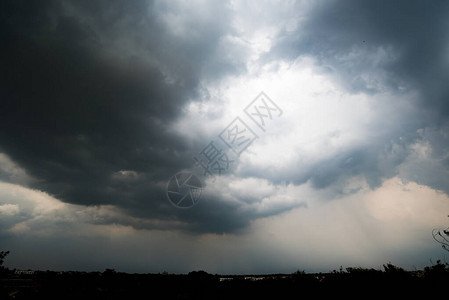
xmin=0 ymin=251 xmax=9 ymax=267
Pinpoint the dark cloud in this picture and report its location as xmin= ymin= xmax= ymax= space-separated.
xmin=1 ymin=0 xmax=449 ymax=237
xmin=0 ymin=0 xmax=243 ymax=232
xmin=261 ymin=0 xmax=449 ymax=193
xmin=268 ymin=0 xmax=449 ymax=107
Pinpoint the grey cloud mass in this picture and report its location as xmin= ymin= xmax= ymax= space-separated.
xmin=1 ymin=0 xmax=449 ymax=273
xmin=0 ymin=0 xmax=246 ymax=233
xmin=261 ymin=0 xmax=449 ymax=193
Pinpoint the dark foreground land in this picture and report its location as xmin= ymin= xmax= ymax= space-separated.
xmin=1 ymin=263 xmax=448 ymax=299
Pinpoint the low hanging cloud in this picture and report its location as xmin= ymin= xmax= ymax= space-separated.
xmin=1 ymin=174 xmax=448 ymax=273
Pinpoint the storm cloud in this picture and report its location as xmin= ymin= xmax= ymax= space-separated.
xmin=1 ymin=0 xmax=449 ymax=273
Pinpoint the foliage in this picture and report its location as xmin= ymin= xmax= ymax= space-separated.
xmin=424 ymin=260 xmax=449 ymax=276
xmin=345 ymin=267 xmax=380 ymax=274
xmin=0 ymin=251 xmax=9 ymax=267
xmin=432 ymin=215 xmax=449 ymax=251
xmin=383 ymin=263 xmax=405 ymax=273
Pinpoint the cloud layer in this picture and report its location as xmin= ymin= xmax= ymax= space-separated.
xmin=1 ymin=0 xmax=449 ymax=272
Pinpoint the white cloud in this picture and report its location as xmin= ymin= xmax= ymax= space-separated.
xmin=248 ymin=176 xmax=449 ymax=271
xmin=172 ymin=53 xmax=420 ymax=190
xmin=203 ymin=174 xmax=309 ymax=215
xmin=0 ymin=203 xmax=20 ymax=216
xmin=0 ymin=153 xmax=36 ymax=186
xmin=398 ymin=127 xmax=449 ymax=194
xmin=111 ymin=170 xmax=144 ymax=182
xmin=154 ymin=0 xmax=226 ymax=39
xmin=0 ymin=181 xmax=186 ymax=237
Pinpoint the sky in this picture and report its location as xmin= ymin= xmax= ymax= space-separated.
xmin=1 ymin=0 xmax=449 ymax=274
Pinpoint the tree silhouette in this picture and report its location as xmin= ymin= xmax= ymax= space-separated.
xmin=0 ymin=251 xmax=9 ymax=267
xmin=0 ymin=251 xmax=10 ymax=278
xmin=433 ymin=216 xmax=449 ymax=252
